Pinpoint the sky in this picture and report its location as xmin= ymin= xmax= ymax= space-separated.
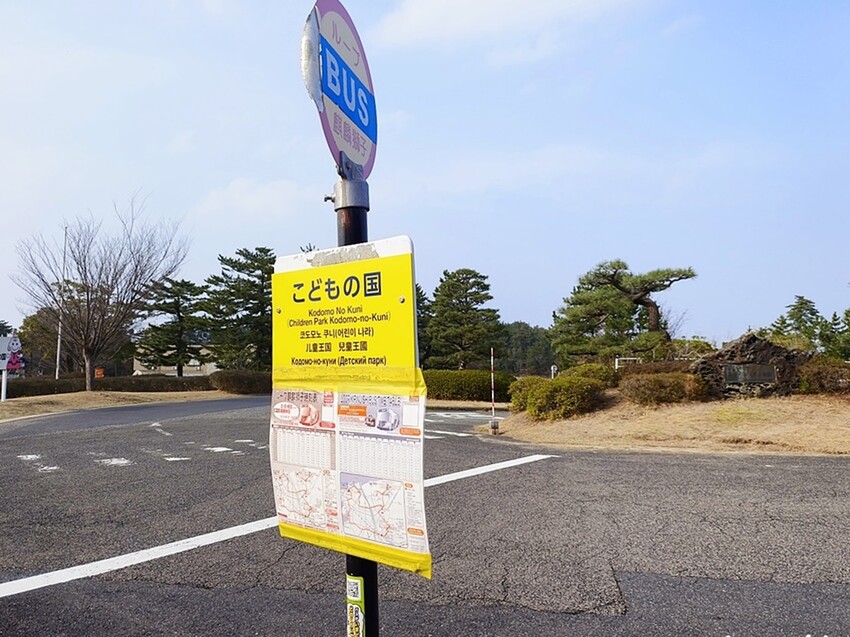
xmin=2 ymin=0 xmax=849 ymax=345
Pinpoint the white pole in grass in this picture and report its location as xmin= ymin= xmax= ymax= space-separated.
xmin=489 ymin=348 xmax=498 ymax=434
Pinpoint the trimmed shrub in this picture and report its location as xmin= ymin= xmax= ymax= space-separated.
xmin=526 ymin=376 xmax=605 ymax=420
xmin=423 ymin=369 xmax=515 ymax=402
xmin=5 ymin=375 xmax=213 ymax=398
xmin=563 ymin=363 xmax=618 ymax=387
xmin=795 ymin=357 xmax=850 ymax=395
xmin=5 ymin=377 xmax=86 ymax=398
xmin=508 ymin=376 xmax=548 ymax=412
xmin=94 ymin=376 xmax=212 ymax=392
xmin=620 ymin=372 xmax=707 ymax=406
xmin=209 ymin=370 xmax=272 ymax=395
xmin=617 ymin=360 xmax=692 ymax=378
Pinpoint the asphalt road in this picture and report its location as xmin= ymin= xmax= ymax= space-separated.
xmin=1 ymin=400 xmax=849 ymax=636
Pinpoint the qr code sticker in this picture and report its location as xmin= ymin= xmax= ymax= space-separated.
xmin=346 ymin=576 xmax=362 ymax=602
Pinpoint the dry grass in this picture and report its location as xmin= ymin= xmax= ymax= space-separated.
xmin=0 ymin=391 xmax=234 ymax=422
xmin=492 ymin=391 xmax=850 ymax=455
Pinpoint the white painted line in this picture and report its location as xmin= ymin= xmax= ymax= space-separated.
xmin=0 ymin=518 xmax=277 ymax=599
xmin=423 ymin=435 xmax=444 ymax=440
xmin=164 ymin=457 xmax=191 ymax=462
xmin=427 ymin=430 xmax=473 ymax=437
xmin=149 ymin=423 xmax=172 ymax=437
xmin=203 ymin=447 xmax=232 ymax=453
xmin=95 ymin=458 xmax=133 ymax=467
xmin=0 ymin=454 xmax=555 ymax=599
xmin=18 ymin=454 xmax=60 ymax=473
xmin=423 ymin=454 xmax=556 ymax=488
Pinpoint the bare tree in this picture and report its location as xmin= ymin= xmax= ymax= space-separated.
xmin=13 ymin=195 xmax=188 ymax=389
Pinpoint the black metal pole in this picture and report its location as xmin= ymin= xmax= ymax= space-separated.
xmin=337 ymin=208 xmax=368 ymax=246
xmin=334 ymin=152 xmax=378 ymax=637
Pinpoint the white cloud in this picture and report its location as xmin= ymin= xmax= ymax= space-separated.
xmin=373 ymin=0 xmax=643 ymax=49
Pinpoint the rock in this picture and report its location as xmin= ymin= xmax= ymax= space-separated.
xmin=690 ymin=332 xmax=812 ymax=399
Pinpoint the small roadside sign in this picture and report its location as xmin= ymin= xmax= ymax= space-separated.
xmin=302 ymin=0 xmax=377 ymax=178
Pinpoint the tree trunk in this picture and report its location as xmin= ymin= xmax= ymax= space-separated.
xmin=637 ymin=298 xmax=670 ymax=340
xmin=84 ymin=352 xmax=94 ymax=391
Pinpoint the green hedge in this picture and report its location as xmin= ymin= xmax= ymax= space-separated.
xmin=526 ymin=376 xmax=605 ymax=420
xmin=209 ymin=370 xmax=272 ymax=395
xmin=795 ymin=357 xmax=850 ymax=395
xmin=562 ymin=363 xmax=619 ymax=387
xmin=5 ymin=377 xmax=85 ymax=398
xmin=423 ymin=369 xmax=515 ymax=402
xmin=5 ymin=375 xmax=213 ymax=398
xmin=619 ymin=372 xmax=707 ymax=405
xmin=508 ymin=376 xmax=549 ymax=412
xmin=94 ymin=376 xmax=212 ymax=392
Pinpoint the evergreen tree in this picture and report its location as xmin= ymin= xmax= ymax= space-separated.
xmin=0 ymin=320 xmax=11 ymax=337
xmin=18 ymin=308 xmax=80 ymax=375
xmin=425 ymin=268 xmax=503 ymax=370
xmin=552 ymin=260 xmax=695 ymax=364
xmin=785 ymin=295 xmax=825 ymax=348
xmin=205 ymin=247 xmax=275 ymax=371
xmin=819 ymin=311 xmax=850 ymax=360
xmin=415 ymin=283 xmax=433 ymax=366
xmin=766 ymin=295 xmax=829 ymax=351
xmin=503 ymin=321 xmax=555 ymax=376
xmin=136 ymin=278 xmax=209 ymax=377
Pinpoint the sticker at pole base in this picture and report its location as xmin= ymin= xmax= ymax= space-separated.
xmin=269 ymin=236 xmax=431 ymax=578
xmin=346 ymin=574 xmax=365 ymax=637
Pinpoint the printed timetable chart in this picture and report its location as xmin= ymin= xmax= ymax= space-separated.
xmin=269 ymin=236 xmax=431 ymax=578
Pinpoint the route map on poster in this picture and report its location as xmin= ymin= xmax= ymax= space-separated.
xmin=269 ymin=236 xmax=431 ymax=578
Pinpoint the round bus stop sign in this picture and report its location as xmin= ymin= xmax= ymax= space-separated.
xmin=302 ymin=0 xmax=377 ymax=178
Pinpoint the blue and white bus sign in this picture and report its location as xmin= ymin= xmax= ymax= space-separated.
xmin=302 ymin=0 xmax=377 ymax=178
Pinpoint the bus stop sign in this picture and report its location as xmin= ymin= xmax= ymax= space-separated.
xmin=302 ymin=0 xmax=377 ymax=178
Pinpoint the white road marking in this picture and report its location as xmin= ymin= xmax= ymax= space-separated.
xmin=427 ymin=430 xmax=473 ymax=437
xmin=164 ymin=457 xmax=191 ymax=462
xmin=95 ymin=458 xmax=133 ymax=467
xmin=203 ymin=447 xmax=233 ymax=453
xmin=423 ymin=454 xmax=557 ymax=487
xmin=18 ymin=454 xmax=60 ymax=473
xmin=234 ymin=439 xmax=254 ymax=443
xmin=423 ymin=435 xmax=444 ymax=440
xmin=427 ymin=412 xmax=501 ymax=420
xmin=149 ymin=422 xmax=172 ymax=437
xmin=0 ymin=453 xmax=555 ymax=599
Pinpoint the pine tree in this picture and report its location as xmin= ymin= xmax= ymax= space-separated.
xmin=136 ymin=278 xmax=209 ymax=377
xmin=415 ymin=283 xmax=433 ymax=366
xmin=425 ymin=269 xmax=503 ymax=370
xmin=204 ymin=247 xmax=275 ymax=371
xmin=551 ymin=260 xmax=695 ymax=363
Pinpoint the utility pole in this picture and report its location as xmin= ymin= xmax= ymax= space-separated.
xmin=55 ymin=224 xmax=68 ymax=380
